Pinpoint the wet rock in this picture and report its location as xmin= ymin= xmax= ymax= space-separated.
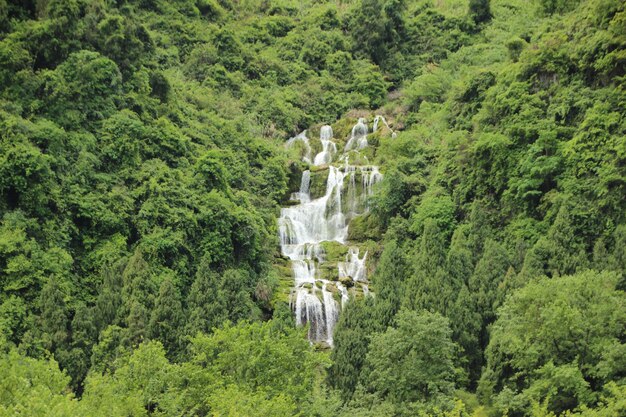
xmin=339 ymin=276 xmax=354 ymax=287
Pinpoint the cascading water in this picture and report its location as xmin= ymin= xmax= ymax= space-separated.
xmin=281 ymin=120 xmax=383 ymax=345
xmin=313 ymin=125 xmax=337 ymax=166
xmin=345 ymin=118 xmax=369 ymax=151
xmin=286 ymin=131 xmax=313 ymax=164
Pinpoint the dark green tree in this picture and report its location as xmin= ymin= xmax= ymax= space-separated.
xmin=348 ymin=0 xmax=406 ymax=65
xmin=148 ymin=278 xmax=184 ymax=358
xmin=126 ymin=301 xmax=148 ymax=348
xmin=468 ymin=0 xmax=492 ymax=24
xmin=371 ymin=239 xmax=408 ymax=327
xmin=360 ymin=309 xmax=461 ymax=409
xmin=186 ymin=261 xmax=226 ymax=336
xmin=479 ymin=270 xmax=625 ymax=416
xmin=39 ymin=277 xmax=69 ymax=355
xmin=94 ymin=261 xmax=125 ymax=332
xmin=469 ymin=239 xmax=511 ymax=328
xmin=68 ymin=303 xmax=97 ymax=389
xmin=402 ymin=218 xmax=448 ymax=312
xmin=329 ymin=297 xmax=378 ymax=402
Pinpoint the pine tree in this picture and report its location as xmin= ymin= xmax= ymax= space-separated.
xmin=371 ymin=239 xmax=409 ymax=327
xmin=39 ymin=277 xmax=69 ymax=354
xmin=545 ymin=204 xmax=587 ymax=276
xmin=608 ymin=224 xmax=626 ymax=289
xmin=94 ymin=261 xmax=124 ymax=332
xmin=125 ymin=300 xmax=148 ymax=347
xmin=447 ymin=227 xmax=474 ymax=287
xmin=221 ymin=268 xmax=255 ymax=322
xmin=186 ymin=257 xmax=227 ymax=336
xmin=329 ymin=297 xmax=377 ymax=402
xmin=122 ymin=251 xmax=157 ymax=307
xmin=469 ymin=239 xmax=510 ymax=327
xmin=148 ymin=278 xmax=184 ymax=358
xmin=520 ymin=204 xmax=588 ymax=282
xmin=450 ymin=284 xmax=482 ymax=386
xmin=68 ymin=303 xmax=97 ymax=390
xmin=402 ymin=218 xmax=448 ymax=312
xmin=468 ymin=239 xmax=511 ymax=375
xmin=120 ymin=250 xmax=157 ymax=340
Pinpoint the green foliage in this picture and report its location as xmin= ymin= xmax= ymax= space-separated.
xmin=359 ymin=309 xmax=462 ymax=413
xmin=0 ymin=0 xmax=625 ymax=415
xmin=42 ymin=50 xmax=122 ymax=128
xmin=469 ymin=0 xmax=492 ymax=24
xmin=147 ymin=278 xmax=184 ymax=358
xmin=479 ymin=271 xmax=626 ymax=416
xmin=329 ymin=297 xmax=379 ymax=402
xmin=0 ymin=346 xmax=78 ymax=416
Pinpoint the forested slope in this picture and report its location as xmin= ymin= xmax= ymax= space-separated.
xmin=0 ymin=0 xmax=624 ymax=416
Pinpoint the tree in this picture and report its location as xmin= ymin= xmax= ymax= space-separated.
xmin=39 ymin=277 xmax=69 ymax=355
xmin=520 ymin=204 xmax=587 ymax=281
xmin=185 ymin=259 xmax=226 ymax=336
xmin=68 ymin=303 xmax=97 ymax=389
xmin=220 ymin=268 xmax=256 ymax=323
xmin=360 ymin=310 xmax=461 ymax=410
xmin=468 ymin=0 xmax=492 ymax=25
xmin=479 ymin=270 xmax=626 ymax=416
xmin=42 ymin=50 xmax=122 ymax=128
xmin=188 ymin=320 xmax=325 ymax=409
xmin=348 ymin=0 xmax=406 ymax=65
xmin=120 ymin=250 xmax=157 ymax=331
xmin=371 ymin=239 xmax=409 ymax=327
xmin=329 ymin=297 xmax=378 ymax=402
xmin=94 ymin=261 xmax=125 ymax=332
xmin=0 ymin=346 xmax=79 ymax=416
xmin=469 ymin=239 xmax=511 ymax=328
xmin=125 ymin=301 xmax=148 ymax=348
xmin=402 ymin=218 xmax=449 ymax=313
xmin=148 ymin=278 xmax=184 ymax=358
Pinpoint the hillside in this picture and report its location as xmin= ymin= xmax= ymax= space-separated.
xmin=0 ymin=0 xmax=625 ymax=416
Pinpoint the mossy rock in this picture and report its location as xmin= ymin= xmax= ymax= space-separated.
xmin=309 ymin=167 xmax=329 ymax=200
xmin=283 ymin=161 xmax=309 ymax=202
xmin=314 ymin=341 xmax=332 ymax=351
xmin=319 ymin=240 xmax=349 ymax=261
xmin=339 ymin=276 xmax=354 ymax=287
xmin=308 ymin=124 xmax=322 ymax=141
xmin=271 ymin=267 xmax=294 ymax=305
xmin=318 ymin=264 xmax=337 ymax=281
xmin=331 ymin=117 xmax=356 ymax=147
xmin=309 ymin=134 xmax=323 ymax=157
xmin=326 ymin=282 xmax=339 ymax=293
xmin=348 ymin=213 xmax=383 ymax=242
xmin=286 ymin=140 xmax=311 ymax=164
xmin=315 ymin=280 xmax=324 ymax=289
xmin=367 ymin=129 xmax=382 ymax=147
xmin=342 ymin=148 xmax=375 ymax=166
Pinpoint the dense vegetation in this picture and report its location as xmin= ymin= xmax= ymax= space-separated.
xmin=0 ymin=0 xmax=624 ymax=416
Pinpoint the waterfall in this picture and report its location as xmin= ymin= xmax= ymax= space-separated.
xmin=338 ymin=247 xmax=368 ymax=283
xmin=290 ymin=170 xmax=311 ymax=203
xmin=286 ymin=130 xmax=313 ymax=164
xmin=345 ymin=118 xmax=369 ymax=151
xmin=373 ymin=115 xmax=397 ymax=139
xmin=313 ymin=125 xmax=337 ymax=166
xmin=280 ymin=119 xmax=383 ymax=345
